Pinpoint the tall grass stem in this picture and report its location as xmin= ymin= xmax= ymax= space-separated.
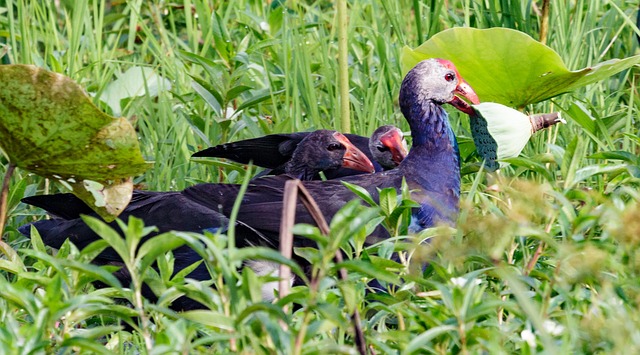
xmin=0 ymin=162 xmax=16 ymax=239
xmin=337 ymin=0 xmax=350 ymax=133
xmin=539 ymin=0 xmax=550 ymax=44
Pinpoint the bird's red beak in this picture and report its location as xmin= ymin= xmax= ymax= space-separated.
xmin=435 ymin=59 xmax=480 ymax=115
xmin=333 ymin=132 xmax=375 ymax=173
xmin=378 ymin=130 xmax=408 ymax=166
xmin=450 ymin=78 xmax=480 ymax=115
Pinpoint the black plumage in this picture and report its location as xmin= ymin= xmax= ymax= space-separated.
xmin=20 ymin=59 xmax=479 ymax=310
xmin=20 ymin=128 xmax=374 ymax=309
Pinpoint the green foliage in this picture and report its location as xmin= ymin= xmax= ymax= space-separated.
xmin=0 ymin=0 xmax=639 ymax=353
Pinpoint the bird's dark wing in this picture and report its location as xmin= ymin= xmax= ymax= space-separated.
xmin=20 ymin=192 xmax=231 ymax=259
xmin=20 ymin=191 xmax=161 ymax=220
xmin=21 ymin=193 xmax=95 ymax=219
xmin=194 ymin=132 xmax=383 ymax=180
xmin=182 ymin=173 xmax=396 ymax=246
xmin=192 ymin=133 xmax=308 ymax=169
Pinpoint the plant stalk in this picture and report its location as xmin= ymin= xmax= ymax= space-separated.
xmin=279 ymin=180 xmax=367 ymax=354
xmin=539 ymin=0 xmax=550 ymax=44
xmin=0 ymin=162 xmax=16 ymax=240
xmin=296 ymin=183 xmax=367 ymax=355
xmin=279 ymin=180 xmax=299 ymax=314
xmin=413 ymin=0 xmax=423 ymax=45
xmin=525 ymin=215 xmax=556 ymax=276
xmin=337 ymin=0 xmax=350 ymax=133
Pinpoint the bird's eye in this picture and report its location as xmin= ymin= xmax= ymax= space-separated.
xmin=327 ymin=143 xmax=343 ymax=151
xmin=376 ymin=146 xmax=389 ymax=152
xmin=444 ymin=73 xmax=455 ymax=82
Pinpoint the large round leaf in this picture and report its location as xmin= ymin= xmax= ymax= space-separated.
xmin=0 ymin=65 xmax=150 ymax=220
xmin=401 ymin=28 xmax=640 ymax=108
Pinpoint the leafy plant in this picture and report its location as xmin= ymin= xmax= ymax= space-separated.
xmin=0 ymin=65 xmax=149 ymax=225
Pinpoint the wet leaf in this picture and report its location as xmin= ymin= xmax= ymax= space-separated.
xmin=401 ymin=28 xmax=640 ymax=107
xmin=0 ymin=65 xmax=149 ymax=220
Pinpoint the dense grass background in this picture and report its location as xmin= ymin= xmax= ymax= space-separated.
xmin=0 ymin=0 xmax=639 ymax=353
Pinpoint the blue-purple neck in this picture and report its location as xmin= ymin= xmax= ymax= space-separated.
xmin=399 ymin=97 xmax=461 ymax=224
xmin=401 ymin=98 xmax=450 ymax=147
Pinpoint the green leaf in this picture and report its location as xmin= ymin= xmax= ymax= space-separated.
xmin=234 ymin=88 xmax=284 ymax=115
xmin=81 ymin=216 xmax=129 ymax=264
xmin=335 ymin=259 xmax=400 ymax=284
xmin=236 ymin=303 xmax=288 ymax=325
xmin=189 ymin=158 xmax=249 ymax=173
xmin=137 ymin=232 xmax=187 ymax=273
xmin=0 ymin=238 xmax=25 ymax=270
xmin=501 ymin=156 xmax=554 ymax=182
xmin=61 ymin=335 xmax=119 ymax=355
xmin=337 ymin=281 xmax=358 ymax=314
xmin=67 ymin=178 xmax=135 ymax=219
xmin=469 ymin=102 xmax=533 ymax=171
xmin=404 ymin=325 xmax=458 ymax=353
xmin=191 ymin=76 xmax=222 ymax=116
xmin=401 ymin=28 xmax=640 ymax=107
xmin=566 ymin=102 xmax=597 ymax=135
xmin=78 ymin=239 xmax=110 ymax=263
xmin=368 ymin=255 xmax=405 ymax=271
xmin=0 ymin=259 xmax=22 ymax=274
xmin=0 ymin=65 xmax=149 ymax=220
xmin=181 ymin=310 xmax=234 ymax=330
xmin=226 ymin=85 xmax=253 ymax=101
xmin=571 ymin=164 xmax=628 ymax=186
xmin=378 ymin=187 xmax=398 ymax=216
xmin=341 ymin=181 xmax=377 ymax=206
xmin=28 ymin=225 xmax=47 ymax=253
xmin=211 ymin=11 xmax=232 ymax=61
xmin=589 ymin=151 xmax=639 ymax=164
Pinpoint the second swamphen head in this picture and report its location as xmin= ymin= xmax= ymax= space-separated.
xmin=191 ymin=126 xmax=407 ymax=180
xmin=368 ymin=125 xmax=408 ymax=170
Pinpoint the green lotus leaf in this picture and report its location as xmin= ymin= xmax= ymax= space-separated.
xmin=0 ymin=65 xmax=150 ymax=220
xmin=401 ymin=28 xmax=640 ymax=108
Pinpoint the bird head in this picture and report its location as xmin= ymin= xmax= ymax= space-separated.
xmin=401 ymin=58 xmax=480 ymax=115
xmin=291 ymin=130 xmax=375 ymax=176
xmin=369 ymin=125 xmax=408 ymax=168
